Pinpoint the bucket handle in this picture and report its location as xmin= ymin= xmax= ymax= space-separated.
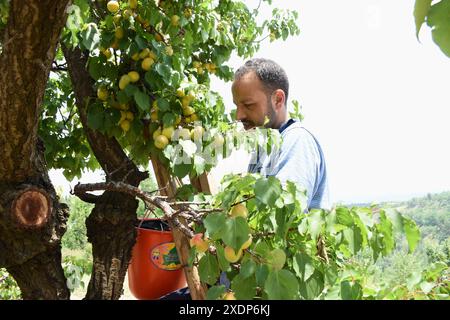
xmin=160 ymin=220 xmax=170 ymax=231
xmin=138 ymin=207 xmax=154 ymax=229
xmin=137 ymin=208 xmax=170 ymax=232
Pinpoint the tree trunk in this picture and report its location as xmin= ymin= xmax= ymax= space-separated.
xmin=0 ymin=0 xmax=72 ymax=299
xmin=63 ymin=46 xmax=148 ymax=299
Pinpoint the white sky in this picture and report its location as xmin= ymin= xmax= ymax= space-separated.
xmin=50 ymin=0 xmax=450 ymax=204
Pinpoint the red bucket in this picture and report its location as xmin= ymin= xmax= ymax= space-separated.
xmin=128 ymin=219 xmax=187 ymax=299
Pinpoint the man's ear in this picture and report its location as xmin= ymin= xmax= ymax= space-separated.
xmin=272 ymin=89 xmax=286 ymax=111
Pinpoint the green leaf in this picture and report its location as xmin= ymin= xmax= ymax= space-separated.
xmin=88 ymin=57 xmax=102 ymax=80
xmin=215 ymin=245 xmax=230 ymax=272
xmin=203 ymin=213 xmax=226 ymax=240
xmin=293 ymin=253 xmax=315 ymax=281
xmin=179 ymin=140 xmax=197 ymax=158
xmin=124 ymin=84 xmax=138 ymax=97
xmin=336 ymin=207 xmax=354 ymax=227
xmin=155 ymin=63 xmax=172 ymax=83
xmin=324 ymin=266 xmax=339 ymax=286
xmin=406 ymin=271 xmax=422 ymax=291
xmin=187 ymin=247 xmax=196 ymax=267
xmin=232 ymin=174 xmax=257 ymax=192
xmin=427 ymin=0 xmax=450 ymax=57
xmin=170 ymin=70 xmax=181 ymax=87
xmin=198 ymin=253 xmax=220 ymax=286
xmin=116 ymin=91 xmax=129 ymax=104
xmin=194 ymin=154 xmax=206 ymax=175
xmin=222 ymin=217 xmax=250 ymax=251
xmin=264 ymin=269 xmax=299 ymax=300
xmin=340 ymin=280 xmax=363 ymax=300
xmin=175 ymin=184 xmax=195 ymax=201
xmin=240 ymin=259 xmax=256 ymax=279
xmin=206 ymin=285 xmax=226 ymax=300
xmin=343 ymin=225 xmax=363 ymax=255
xmin=201 ymin=29 xmax=209 ymax=43
xmin=425 ymin=262 xmax=448 ymax=281
xmin=298 ymin=218 xmax=308 ymax=235
xmin=420 ymin=281 xmax=435 ymax=294
xmin=308 ymin=210 xmax=323 ymax=240
xmin=231 ymin=274 xmax=257 ymax=300
xmin=148 ymin=8 xmax=164 ymax=26
xmin=414 ymin=0 xmax=433 ymax=39
xmin=80 ymin=23 xmax=100 ymax=51
xmin=162 ymin=113 xmax=176 ymax=127
xmin=267 ymin=248 xmax=286 ymax=271
xmin=298 ymin=270 xmax=324 ymax=299
xmin=134 ymin=90 xmax=150 ymax=112
xmin=403 ymin=217 xmax=421 ymax=253
xmin=156 ymin=98 xmax=170 ymax=112
xmin=134 ymin=35 xmax=147 ymax=49
xmin=173 ymin=163 xmax=192 ymax=179
xmin=254 ymin=241 xmax=270 ymax=258
xmin=378 ymin=211 xmax=395 ymax=255
xmin=352 ymin=212 xmax=368 ymax=246
xmin=254 ymin=176 xmax=282 ymax=207
xmin=255 ymin=264 xmax=269 ymax=287
xmin=324 ymin=284 xmax=341 ymax=300
xmin=384 ymin=208 xmax=404 ymax=233
xmin=354 ymin=207 xmax=374 ymax=228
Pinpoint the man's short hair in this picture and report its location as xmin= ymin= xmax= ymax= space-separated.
xmin=234 ymin=58 xmax=289 ymax=104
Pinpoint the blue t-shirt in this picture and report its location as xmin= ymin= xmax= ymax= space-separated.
xmin=248 ymin=119 xmax=331 ymax=210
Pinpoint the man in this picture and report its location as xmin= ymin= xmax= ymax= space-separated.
xmin=232 ymin=58 xmax=330 ymax=211
xmin=159 ymin=58 xmax=331 ymax=300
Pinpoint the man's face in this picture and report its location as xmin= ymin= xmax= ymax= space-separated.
xmin=231 ymin=71 xmax=275 ymax=130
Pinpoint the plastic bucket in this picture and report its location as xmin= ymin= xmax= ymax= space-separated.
xmin=128 ymin=218 xmax=187 ymax=299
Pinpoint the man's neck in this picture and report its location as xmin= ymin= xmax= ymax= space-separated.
xmin=272 ymin=114 xmax=288 ymax=129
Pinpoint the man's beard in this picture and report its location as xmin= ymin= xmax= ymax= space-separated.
xmin=263 ymin=106 xmax=278 ymax=129
xmin=243 ymin=100 xmax=277 ymax=130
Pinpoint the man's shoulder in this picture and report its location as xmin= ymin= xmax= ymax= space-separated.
xmin=281 ymin=121 xmax=317 ymax=144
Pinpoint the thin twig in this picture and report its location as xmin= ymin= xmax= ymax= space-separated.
xmin=255 ymin=0 xmax=263 ymax=13
xmin=51 ymin=66 xmax=67 ymax=72
xmin=171 ymin=201 xmax=210 ymax=206
xmin=231 ymin=196 xmax=255 ymax=207
xmin=148 ymin=186 xmax=168 ymax=195
xmin=193 ymin=208 xmax=223 ymax=213
xmin=253 ymin=227 xmax=297 ymax=238
xmin=253 ymin=34 xmax=270 ymax=43
xmin=105 ymin=160 xmax=129 ymax=178
xmin=246 ymin=249 xmax=266 ymax=264
xmin=122 ymin=168 xmax=136 ymax=182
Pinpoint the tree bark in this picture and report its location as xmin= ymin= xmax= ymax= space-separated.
xmin=63 ymin=46 xmax=148 ymax=300
xmin=0 ymin=0 xmax=72 ymax=299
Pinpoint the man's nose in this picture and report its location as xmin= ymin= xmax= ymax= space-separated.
xmin=235 ymin=106 xmax=246 ymax=121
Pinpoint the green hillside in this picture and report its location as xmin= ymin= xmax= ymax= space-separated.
xmin=344 ymin=192 xmax=449 ymax=297
xmin=388 ymin=191 xmax=450 ymax=242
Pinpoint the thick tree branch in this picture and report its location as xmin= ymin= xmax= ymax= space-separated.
xmin=73 ymin=181 xmax=198 ymax=238
xmin=0 ymin=0 xmax=72 ymax=182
